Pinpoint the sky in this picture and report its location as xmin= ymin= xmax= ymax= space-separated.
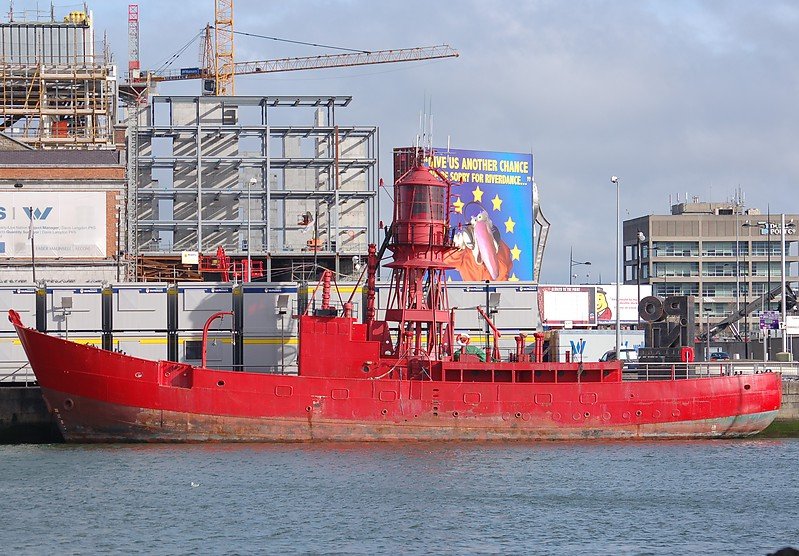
xmin=25 ymin=0 xmax=799 ymax=284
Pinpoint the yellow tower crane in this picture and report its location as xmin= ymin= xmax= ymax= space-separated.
xmin=214 ymin=0 xmax=235 ymax=95
xmin=132 ymin=0 xmax=458 ymax=95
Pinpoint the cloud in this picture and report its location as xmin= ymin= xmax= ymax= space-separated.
xmin=86 ymin=0 xmax=799 ymax=283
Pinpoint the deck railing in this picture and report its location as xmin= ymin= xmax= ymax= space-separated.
xmin=622 ymin=361 xmax=799 ymax=381
xmin=0 ymin=364 xmax=36 ymax=385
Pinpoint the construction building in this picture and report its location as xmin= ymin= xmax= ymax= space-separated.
xmin=624 ymin=198 xmax=799 ymax=341
xmin=0 ymin=144 xmax=125 ymax=283
xmin=130 ymin=95 xmax=378 ymax=282
xmin=0 ymin=6 xmax=117 ymax=149
xmin=0 ymin=5 xmax=123 ymax=285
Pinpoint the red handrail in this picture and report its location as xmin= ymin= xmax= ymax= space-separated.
xmin=202 ymin=311 xmax=233 ymax=368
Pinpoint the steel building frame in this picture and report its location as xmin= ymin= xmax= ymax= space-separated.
xmin=131 ymin=95 xmax=378 ymax=282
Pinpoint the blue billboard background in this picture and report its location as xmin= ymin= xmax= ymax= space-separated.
xmin=427 ymin=148 xmax=534 ymax=282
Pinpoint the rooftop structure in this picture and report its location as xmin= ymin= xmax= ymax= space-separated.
xmin=0 ymin=4 xmax=117 ymax=149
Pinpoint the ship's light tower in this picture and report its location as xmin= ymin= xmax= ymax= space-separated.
xmin=384 ymin=164 xmax=455 ymax=360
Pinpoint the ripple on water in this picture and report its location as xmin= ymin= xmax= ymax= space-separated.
xmin=1 ymin=439 xmax=798 ymax=555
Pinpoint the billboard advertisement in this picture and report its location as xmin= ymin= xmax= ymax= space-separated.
xmin=538 ymin=284 xmax=652 ymax=327
xmin=0 ymin=192 xmax=107 ymax=258
xmin=393 ymin=147 xmax=534 ymax=282
xmin=538 ymin=286 xmax=596 ymax=326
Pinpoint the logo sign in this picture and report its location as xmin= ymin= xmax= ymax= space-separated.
xmin=756 ymin=221 xmax=796 ymax=235
xmin=24 ymin=207 xmax=53 ymax=220
xmin=569 ymin=339 xmax=586 ymax=355
xmin=759 ymin=310 xmax=780 ymax=330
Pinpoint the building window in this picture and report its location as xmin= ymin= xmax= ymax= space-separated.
xmin=702 ymin=262 xmax=737 ymax=277
xmin=702 ymin=241 xmax=736 ymax=257
xmin=653 ymin=262 xmax=699 ymax=277
xmin=185 ymin=340 xmax=202 ymax=360
xmin=652 ymin=241 xmax=699 ymax=257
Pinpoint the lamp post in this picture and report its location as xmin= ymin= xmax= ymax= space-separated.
xmin=781 ymin=214 xmax=796 ymax=354
xmin=611 ymin=175 xmax=620 ymax=356
xmin=765 ymin=206 xmax=772 ymax=361
xmin=742 ymin=221 xmax=756 ymax=358
xmin=704 ymin=306 xmax=712 ymax=361
xmin=247 ymin=177 xmax=255 ymax=282
xmin=636 ymin=230 xmax=646 ymax=324
xmin=13 ymin=182 xmax=36 ymax=283
xmin=569 ymin=246 xmax=591 ymax=285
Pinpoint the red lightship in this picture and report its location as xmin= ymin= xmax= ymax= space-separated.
xmin=9 ymin=164 xmax=781 ymax=442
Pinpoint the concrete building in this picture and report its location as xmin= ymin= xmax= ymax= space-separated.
xmin=624 ymin=199 xmax=799 ymax=342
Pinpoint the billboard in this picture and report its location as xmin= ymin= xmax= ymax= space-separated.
xmin=394 ymin=147 xmax=534 ymax=282
xmin=0 ymin=192 xmax=107 ymax=258
xmin=538 ymin=286 xmax=596 ymax=326
xmin=538 ymin=284 xmax=653 ymax=327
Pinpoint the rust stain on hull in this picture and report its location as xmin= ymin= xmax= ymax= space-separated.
xmin=45 ymin=389 xmax=777 ymax=443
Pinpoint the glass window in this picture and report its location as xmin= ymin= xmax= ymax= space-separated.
xmin=652 ymin=241 xmax=699 ymax=257
xmin=702 ymin=262 xmax=737 ymax=276
xmin=653 ymin=262 xmax=699 ymax=277
xmin=702 ymin=241 xmax=736 ymax=257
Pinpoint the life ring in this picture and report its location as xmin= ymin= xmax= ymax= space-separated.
xmin=455 ymin=333 xmax=471 ymax=347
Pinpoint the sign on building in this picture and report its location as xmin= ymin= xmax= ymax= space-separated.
xmin=0 ymin=192 xmax=107 ymax=258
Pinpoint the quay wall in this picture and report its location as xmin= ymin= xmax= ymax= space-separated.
xmin=777 ymin=380 xmax=799 ymax=420
xmin=0 ymin=387 xmax=61 ymax=443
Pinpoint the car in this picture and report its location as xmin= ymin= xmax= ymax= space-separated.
xmin=709 ymin=351 xmax=731 ymax=361
xmin=600 ymin=348 xmax=638 ymax=363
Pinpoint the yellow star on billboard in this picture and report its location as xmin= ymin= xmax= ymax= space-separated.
xmin=504 ymin=216 xmax=516 ymax=233
xmin=511 ymin=244 xmax=521 ymax=261
xmin=509 ymin=273 xmax=519 ymax=282
xmin=453 ymin=196 xmax=464 ymax=214
xmin=472 ymin=186 xmax=484 ymax=203
xmin=491 ymin=194 xmax=503 ymax=211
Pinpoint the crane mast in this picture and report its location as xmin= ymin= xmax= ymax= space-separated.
xmin=214 ymin=0 xmax=235 ymax=95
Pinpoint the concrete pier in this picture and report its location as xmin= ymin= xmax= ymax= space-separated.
xmin=0 ymin=386 xmax=62 ymax=443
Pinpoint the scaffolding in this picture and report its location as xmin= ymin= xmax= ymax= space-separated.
xmin=131 ymin=95 xmax=378 ymax=282
xmin=0 ymin=7 xmax=117 ymax=148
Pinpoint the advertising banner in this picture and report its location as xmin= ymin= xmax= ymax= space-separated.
xmin=538 ymin=286 xmax=596 ymax=326
xmin=393 ymin=147 xmax=534 ymax=282
xmin=0 ymin=192 xmax=107 ymax=258
xmin=538 ymin=284 xmax=653 ymax=327
xmin=599 ymin=284 xmax=652 ymax=325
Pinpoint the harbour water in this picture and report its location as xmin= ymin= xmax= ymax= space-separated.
xmin=2 ymin=440 xmax=798 ymax=554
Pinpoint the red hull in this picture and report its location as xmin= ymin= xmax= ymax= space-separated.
xmin=13 ymin=319 xmax=781 ymax=443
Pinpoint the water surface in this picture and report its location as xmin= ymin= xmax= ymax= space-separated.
xmin=2 ymin=440 xmax=797 ymax=554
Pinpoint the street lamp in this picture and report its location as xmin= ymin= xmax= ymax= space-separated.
xmin=741 ymin=221 xmax=756 ymax=358
xmin=704 ymin=306 xmax=712 ymax=361
xmin=780 ymin=214 xmax=796 ymax=354
xmin=611 ymin=175 xmax=620 ymax=356
xmin=569 ymin=246 xmax=591 ymax=285
xmin=636 ymin=230 xmax=646 ymax=325
xmin=13 ymin=182 xmax=35 ymax=283
xmin=247 ymin=177 xmax=256 ymax=282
